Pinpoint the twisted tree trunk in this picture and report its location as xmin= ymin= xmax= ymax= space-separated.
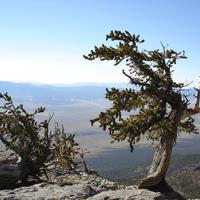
xmin=139 ymin=86 xmax=200 ymax=189
xmin=139 ymin=133 xmax=176 ymax=188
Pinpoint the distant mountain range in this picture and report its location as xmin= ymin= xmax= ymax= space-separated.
xmin=0 ymin=81 xmax=120 ymax=103
xmin=0 ymin=80 xmax=196 ymax=108
xmin=0 ymin=80 xmax=196 ymax=101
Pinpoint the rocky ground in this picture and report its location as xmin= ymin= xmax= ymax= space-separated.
xmin=0 ymin=171 xmax=184 ymax=200
xmin=0 ymin=154 xmax=186 ymax=200
xmin=0 ymin=159 xmax=186 ymax=200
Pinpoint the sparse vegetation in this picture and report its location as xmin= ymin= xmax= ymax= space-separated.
xmin=0 ymin=93 xmax=82 ymax=184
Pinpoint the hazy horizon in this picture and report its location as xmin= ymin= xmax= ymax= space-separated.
xmin=0 ymin=1 xmax=200 ymax=86
xmin=0 ymin=80 xmax=129 ymax=87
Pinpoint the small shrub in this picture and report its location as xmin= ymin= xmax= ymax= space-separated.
xmin=0 ymin=93 xmax=81 ymax=183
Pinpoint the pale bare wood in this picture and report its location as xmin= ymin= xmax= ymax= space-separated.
xmin=139 ymin=85 xmax=200 ymax=189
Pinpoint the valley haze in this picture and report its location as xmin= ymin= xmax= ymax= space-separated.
xmin=0 ymin=80 xmax=199 ymax=154
xmin=1 ymin=80 xmax=200 ymax=194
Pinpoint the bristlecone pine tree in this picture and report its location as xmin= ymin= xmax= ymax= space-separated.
xmin=0 ymin=93 xmax=80 ymax=183
xmin=84 ymin=30 xmax=200 ymax=188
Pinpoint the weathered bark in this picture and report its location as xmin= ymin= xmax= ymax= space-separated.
xmin=139 ymin=86 xmax=200 ymax=189
xmin=194 ymin=86 xmax=200 ymax=113
xmin=139 ymin=107 xmax=184 ymax=189
xmin=138 ymin=134 xmax=175 ymax=189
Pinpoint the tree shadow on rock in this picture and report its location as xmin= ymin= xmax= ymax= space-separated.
xmin=0 ymin=159 xmax=43 ymax=190
xmin=148 ymin=180 xmax=186 ymax=200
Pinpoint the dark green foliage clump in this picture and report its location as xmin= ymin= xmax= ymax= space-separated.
xmin=0 ymin=93 xmax=80 ymax=183
xmin=84 ymin=30 xmax=198 ymax=151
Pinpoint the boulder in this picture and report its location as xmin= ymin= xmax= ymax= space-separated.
xmin=0 ymin=172 xmax=184 ymax=200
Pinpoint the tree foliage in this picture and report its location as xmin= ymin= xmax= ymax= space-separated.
xmin=84 ymin=30 xmax=198 ymax=152
xmin=53 ymin=123 xmax=80 ymax=170
xmin=0 ymin=93 xmax=80 ymax=182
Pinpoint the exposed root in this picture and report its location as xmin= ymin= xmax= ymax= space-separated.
xmin=138 ymin=173 xmax=164 ymax=189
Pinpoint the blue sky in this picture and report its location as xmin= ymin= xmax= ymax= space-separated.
xmin=0 ymin=0 xmax=199 ymax=86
